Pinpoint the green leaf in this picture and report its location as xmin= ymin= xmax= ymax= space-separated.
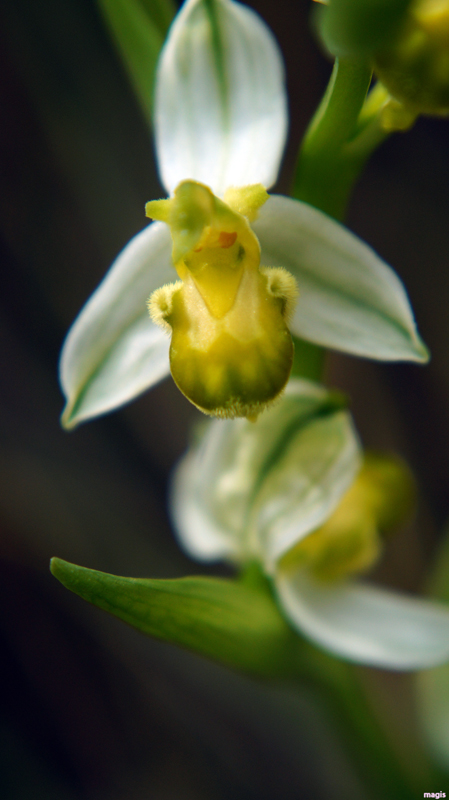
xmin=317 ymin=0 xmax=413 ymax=59
xmin=50 ymin=557 xmax=298 ymax=678
xmin=96 ymin=0 xmax=176 ymax=126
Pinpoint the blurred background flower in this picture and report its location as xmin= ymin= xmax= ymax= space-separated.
xmin=2 ymin=0 xmax=449 ymax=798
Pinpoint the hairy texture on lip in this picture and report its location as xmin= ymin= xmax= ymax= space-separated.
xmin=147 ymin=181 xmax=297 ymax=419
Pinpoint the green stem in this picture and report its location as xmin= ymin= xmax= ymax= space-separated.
xmin=291 ymin=651 xmax=417 ymax=800
xmin=239 ymin=567 xmax=422 ymax=798
xmin=290 ymin=61 xmax=392 ymax=383
xmin=294 ymin=59 xmax=375 ymax=221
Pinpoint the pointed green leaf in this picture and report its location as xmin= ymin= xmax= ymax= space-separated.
xmin=96 ymin=0 xmax=175 ymax=126
xmin=50 ymin=557 xmax=297 ymax=678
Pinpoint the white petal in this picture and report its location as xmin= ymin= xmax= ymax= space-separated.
xmin=171 ymin=380 xmax=329 ymax=562
xmin=60 ymin=222 xmax=173 ymax=428
xmin=155 ymin=0 xmax=287 ymax=196
xmin=170 ymin=379 xmax=359 ymax=565
xmin=170 ymin=420 xmax=247 ymax=562
xmin=276 ymin=571 xmax=449 ymax=669
xmin=252 ymin=410 xmax=361 ymax=571
xmin=253 ymin=195 xmax=429 ymax=363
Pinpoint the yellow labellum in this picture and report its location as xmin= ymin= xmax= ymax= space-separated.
xmin=146 ymin=181 xmax=297 ymax=420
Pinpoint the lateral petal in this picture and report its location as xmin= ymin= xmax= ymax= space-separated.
xmin=276 ymin=570 xmax=449 ymax=669
xmin=254 ymin=195 xmax=429 ymax=363
xmin=60 ymin=222 xmax=172 ymax=428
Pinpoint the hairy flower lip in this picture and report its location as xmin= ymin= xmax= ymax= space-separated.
xmin=147 ymin=186 xmax=298 ymax=419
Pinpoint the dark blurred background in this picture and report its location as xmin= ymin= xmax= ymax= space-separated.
xmin=1 ymin=0 xmax=449 ymax=797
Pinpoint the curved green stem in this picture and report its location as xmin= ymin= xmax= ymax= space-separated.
xmin=290 ymin=60 xmax=395 ymax=383
xmin=292 ymin=652 xmax=417 ymax=800
xmin=239 ymin=565 xmax=422 ymax=798
xmin=240 ymin=565 xmax=435 ymax=798
xmin=294 ymin=59 xmax=379 ymax=221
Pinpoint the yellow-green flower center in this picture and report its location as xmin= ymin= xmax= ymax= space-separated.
xmin=146 ymin=181 xmax=297 ymax=420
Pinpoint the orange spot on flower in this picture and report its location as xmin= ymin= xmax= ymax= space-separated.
xmin=218 ymin=231 xmax=237 ymax=248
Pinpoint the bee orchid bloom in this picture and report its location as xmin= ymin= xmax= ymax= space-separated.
xmin=171 ymin=379 xmax=449 ymax=671
xmin=60 ymin=0 xmax=428 ymax=428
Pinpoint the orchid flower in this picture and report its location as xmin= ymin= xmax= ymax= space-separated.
xmin=171 ymin=378 xmax=449 ymax=670
xmin=59 ymin=0 xmax=428 ymax=428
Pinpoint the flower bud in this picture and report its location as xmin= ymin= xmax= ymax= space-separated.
xmin=374 ymin=0 xmax=449 ymax=115
xmin=147 ymin=181 xmax=297 ymax=419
